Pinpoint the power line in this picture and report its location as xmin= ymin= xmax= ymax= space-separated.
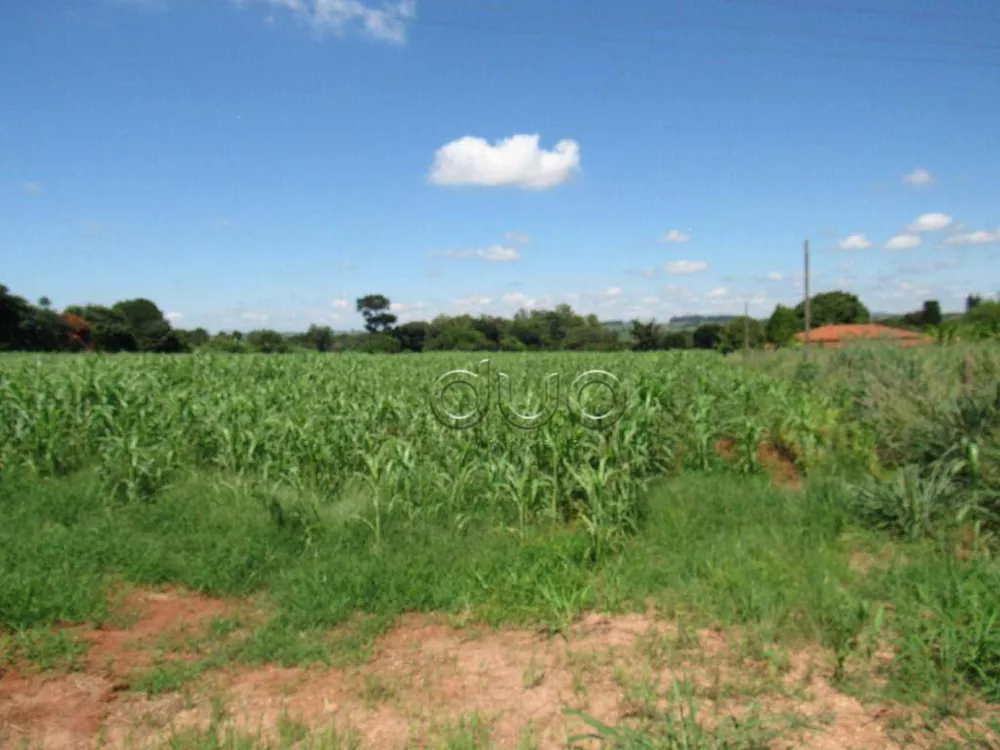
xmin=637 ymin=15 xmax=1000 ymax=54
xmin=412 ymin=17 xmax=1000 ymax=70
xmin=715 ymin=0 xmax=1000 ymax=27
xmin=475 ymin=2 xmax=1000 ymax=54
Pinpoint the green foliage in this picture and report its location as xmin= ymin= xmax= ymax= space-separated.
xmin=112 ymin=298 xmax=177 ymax=352
xmin=630 ymin=320 xmax=660 ymax=351
xmin=356 ymin=294 xmax=397 ymax=334
xmin=720 ymin=316 xmax=763 ymax=353
xmin=304 ymin=324 xmax=336 ymax=352
xmin=246 ymin=329 xmax=291 ymax=354
xmin=691 ymin=323 xmax=722 ymax=350
xmin=765 ymin=304 xmax=800 ymax=345
xmin=963 ymin=301 xmax=1000 ymax=339
xmin=794 ymin=290 xmax=870 ymax=327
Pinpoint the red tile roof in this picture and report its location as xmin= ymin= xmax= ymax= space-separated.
xmin=795 ymin=323 xmax=927 ymax=343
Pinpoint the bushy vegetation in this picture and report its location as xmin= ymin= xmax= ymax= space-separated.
xmin=5 ymin=280 xmax=998 ymax=357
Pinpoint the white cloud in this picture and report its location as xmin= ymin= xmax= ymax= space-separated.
xmin=332 ymin=298 xmax=349 ymax=308
xmin=428 ymin=134 xmax=580 ymax=190
xmin=705 ymin=287 xmax=727 ymax=299
xmin=659 ymin=229 xmax=691 ymax=243
xmin=766 ymin=272 xmax=783 ymax=281
xmin=884 ymin=234 xmax=921 ymax=251
xmin=505 ymin=232 xmax=530 ymax=245
xmin=605 ymin=287 xmax=622 ymax=297
xmin=662 ymin=284 xmax=699 ymax=301
xmin=908 ymin=212 xmax=952 ymax=232
xmin=434 ymin=244 xmax=521 ymax=262
xmin=946 ymin=228 xmax=1000 ymax=246
xmin=666 ymin=260 xmax=708 ymax=275
xmin=903 ymin=168 xmax=934 ymax=186
xmin=565 ymin=292 xmax=580 ymax=301
xmin=454 ymin=295 xmax=492 ymax=307
xmin=233 ymin=0 xmax=416 ymax=43
xmin=639 ymin=295 xmax=659 ymax=305
xmin=390 ymin=303 xmax=405 ymax=311
xmin=23 ymin=181 xmax=43 ymax=194
xmin=503 ymin=292 xmax=528 ymax=305
xmin=242 ymin=312 xmax=269 ymax=322
xmin=838 ymin=233 xmax=871 ymax=250
xmin=165 ymin=312 xmax=183 ymax=321
xmin=837 ymin=260 xmax=856 ymax=271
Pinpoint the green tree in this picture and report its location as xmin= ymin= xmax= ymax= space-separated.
xmin=304 ymin=324 xmax=336 ymax=352
xmin=356 ymin=294 xmax=397 ymax=334
xmin=692 ymin=323 xmax=723 ymax=350
xmin=720 ymin=316 xmax=763 ymax=353
xmin=630 ymin=320 xmax=661 ymax=351
xmin=246 ymin=329 xmax=289 ymax=353
xmin=1 ymin=284 xmax=33 ymax=350
xmin=112 ymin=298 xmax=174 ymax=351
xmin=967 ymin=294 xmax=983 ymax=311
xmin=65 ymin=304 xmax=137 ymax=352
xmin=765 ymin=305 xmax=800 ymax=345
xmin=661 ymin=330 xmax=691 ymax=349
xmin=922 ymin=300 xmax=942 ymax=327
xmin=964 ymin=301 xmax=1000 ymax=339
xmin=794 ymin=291 xmax=870 ymax=327
xmin=393 ymin=321 xmax=429 ymax=352
xmin=358 ymin=332 xmax=402 ymax=353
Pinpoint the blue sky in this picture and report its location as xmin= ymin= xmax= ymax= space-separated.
xmin=2 ymin=0 xmax=999 ymax=332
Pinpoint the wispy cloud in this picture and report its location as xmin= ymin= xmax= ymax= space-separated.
xmin=838 ymin=233 xmax=871 ymax=250
xmin=766 ymin=272 xmax=783 ymax=281
xmin=666 ymin=260 xmax=708 ymax=275
xmin=428 ymin=134 xmax=580 ymax=190
xmin=659 ymin=229 xmax=691 ymax=244
xmin=884 ymin=234 xmax=921 ymax=251
xmin=123 ymin=0 xmax=416 ymax=42
xmin=908 ymin=212 xmax=952 ymax=232
xmin=903 ymin=167 xmax=934 ymax=186
xmin=165 ymin=312 xmax=183 ymax=321
xmin=946 ymin=228 xmax=1000 ymax=246
xmin=505 ymin=232 xmax=531 ymax=245
xmin=23 ymin=181 xmax=43 ymax=194
xmin=433 ymin=244 xmax=521 ymax=262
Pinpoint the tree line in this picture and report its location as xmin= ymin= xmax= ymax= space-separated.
xmin=2 ymin=283 xmax=997 ymax=355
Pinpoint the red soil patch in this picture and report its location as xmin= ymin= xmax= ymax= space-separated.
xmin=715 ymin=439 xmax=803 ymax=490
xmin=4 ymin=604 xmax=996 ymax=749
xmin=0 ymin=587 xmax=233 ymax=750
xmin=794 ymin=323 xmax=930 ymax=347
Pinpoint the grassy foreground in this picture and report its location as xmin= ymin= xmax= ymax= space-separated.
xmin=2 ymin=347 xmax=1000 ymax=746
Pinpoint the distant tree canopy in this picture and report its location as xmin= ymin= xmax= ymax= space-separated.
xmin=794 ymin=291 xmax=870 ymax=327
xmin=720 ymin=316 xmax=763 ymax=353
xmin=765 ymin=304 xmax=800 ymax=346
xmin=356 ymin=294 xmax=397 ymax=334
xmin=3 ymin=281 xmax=996 ymax=355
xmin=692 ymin=323 xmax=723 ymax=350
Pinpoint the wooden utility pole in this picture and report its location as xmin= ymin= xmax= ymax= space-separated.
xmin=744 ymin=301 xmax=749 ymax=356
xmin=803 ymin=239 xmax=811 ymax=361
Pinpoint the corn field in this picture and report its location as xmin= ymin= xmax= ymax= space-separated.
xmin=0 ymin=351 xmax=870 ymax=553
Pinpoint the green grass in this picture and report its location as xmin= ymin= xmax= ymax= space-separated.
xmin=1 ymin=346 xmax=999 ymax=732
xmin=2 ymin=465 xmax=999 ymax=712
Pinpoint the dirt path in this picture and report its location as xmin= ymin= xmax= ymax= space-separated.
xmin=1 ymin=588 xmax=994 ymax=749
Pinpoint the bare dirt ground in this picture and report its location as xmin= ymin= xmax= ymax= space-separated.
xmin=4 ymin=588 xmax=997 ymax=749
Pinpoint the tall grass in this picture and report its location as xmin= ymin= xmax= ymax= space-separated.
xmin=2 ymin=347 xmax=999 ymax=709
